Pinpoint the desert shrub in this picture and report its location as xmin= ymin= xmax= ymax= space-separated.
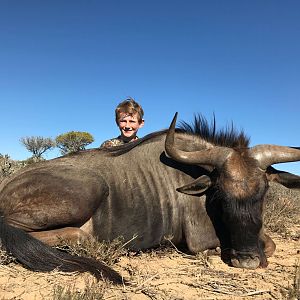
xmin=264 ymin=182 xmax=300 ymax=238
xmin=55 ymin=237 xmax=128 ymax=266
xmin=20 ymin=136 xmax=55 ymax=160
xmin=22 ymin=156 xmax=45 ymax=165
xmin=0 ymin=154 xmax=27 ymax=183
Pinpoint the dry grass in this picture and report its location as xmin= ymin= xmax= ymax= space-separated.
xmin=0 ymin=225 xmax=299 ymax=299
xmin=286 ymin=260 xmax=300 ymax=300
xmin=55 ymin=236 xmax=129 ymax=266
xmin=264 ymin=182 xmax=300 ymax=239
xmin=264 ymin=183 xmax=300 ymax=299
xmin=52 ymin=278 xmax=107 ymax=300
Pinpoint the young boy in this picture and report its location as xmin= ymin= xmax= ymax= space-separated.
xmin=100 ymin=98 xmax=145 ymax=148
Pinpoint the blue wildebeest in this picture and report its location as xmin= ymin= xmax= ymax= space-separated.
xmin=0 ymin=113 xmax=300 ymax=282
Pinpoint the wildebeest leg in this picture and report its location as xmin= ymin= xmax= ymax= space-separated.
xmin=2 ymin=170 xmax=109 ymax=239
xmin=184 ymin=221 xmax=220 ymax=253
xmin=183 ymin=198 xmax=220 ymax=253
xmin=29 ymin=227 xmax=92 ymax=246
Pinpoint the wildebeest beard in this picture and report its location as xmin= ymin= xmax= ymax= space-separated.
xmin=205 ymin=183 xmax=267 ymax=268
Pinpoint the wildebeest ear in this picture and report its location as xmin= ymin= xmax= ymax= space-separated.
xmin=266 ymin=166 xmax=300 ymax=189
xmin=177 ymin=175 xmax=212 ymax=195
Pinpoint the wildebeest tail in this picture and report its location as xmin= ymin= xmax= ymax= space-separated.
xmin=0 ymin=216 xmax=123 ymax=283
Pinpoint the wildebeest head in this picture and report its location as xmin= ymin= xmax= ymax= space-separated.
xmin=165 ymin=113 xmax=300 ymax=269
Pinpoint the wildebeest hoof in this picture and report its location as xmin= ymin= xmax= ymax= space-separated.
xmin=263 ymin=234 xmax=276 ymax=258
xmin=205 ymin=247 xmax=221 ymax=256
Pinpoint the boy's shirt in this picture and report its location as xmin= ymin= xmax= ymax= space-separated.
xmin=100 ymin=136 xmax=138 ymax=148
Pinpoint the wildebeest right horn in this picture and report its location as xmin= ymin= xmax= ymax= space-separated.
xmin=165 ymin=113 xmax=233 ymax=169
xmin=250 ymin=145 xmax=300 ymax=170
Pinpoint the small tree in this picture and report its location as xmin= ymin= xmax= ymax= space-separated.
xmin=20 ymin=136 xmax=55 ymax=161
xmin=55 ymin=131 xmax=94 ymax=155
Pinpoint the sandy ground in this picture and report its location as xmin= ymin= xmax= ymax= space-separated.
xmin=0 ymin=229 xmax=299 ymax=300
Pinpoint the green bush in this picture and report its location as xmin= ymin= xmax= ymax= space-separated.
xmin=56 ymin=131 xmax=94 ymax=155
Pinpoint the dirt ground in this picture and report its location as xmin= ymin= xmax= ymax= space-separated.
xmin=0 ymin=229 xmax=299 ymax=300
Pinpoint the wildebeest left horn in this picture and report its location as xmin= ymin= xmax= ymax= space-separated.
xmin=250 ymin=145 xmax=300 ymax=170
xmin=165 ymin=113 xmax=233 ymax=169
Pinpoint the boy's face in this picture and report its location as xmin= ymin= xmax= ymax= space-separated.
xmin=117 ymin=112 xmax=144 ymax=140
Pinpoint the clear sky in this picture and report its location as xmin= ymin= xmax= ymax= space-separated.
xmin=1 ymin=1 xmax=299 ymax=174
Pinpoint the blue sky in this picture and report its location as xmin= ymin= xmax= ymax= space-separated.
xmin=1 ymin=1 xmax=299 ymax=174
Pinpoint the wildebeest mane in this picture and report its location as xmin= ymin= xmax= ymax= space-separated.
xmin=103 ymin=114 xmax=250 ymax=156
xmin=179 ymin=114 xmax=250 ymax=148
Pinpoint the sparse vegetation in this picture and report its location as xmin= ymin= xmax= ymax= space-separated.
xmin=264 ymin=182 xmax=300 ymax=238
xmin=0 ymin=154 xmax=26 ymax=183
xmin=56 ymin=131 xmax=94 ymax=155
xmin=20 ymin=136 xmax=55 ymax=160
xmin=55 ymin=237 xmax=129 ymax=266
xmin=52 ymin=278 xmax=106 ymax=300
xmin=288 ymin=260 xmax=300 ymax=300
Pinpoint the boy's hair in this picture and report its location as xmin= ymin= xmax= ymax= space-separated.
xmin=115 ymin=98 xmax=144 ymax=124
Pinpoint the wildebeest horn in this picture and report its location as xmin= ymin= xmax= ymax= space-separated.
xmin=165 ymin=113 xmax=233 ymax=169
xmin=250 ymin=145 xmax=300 ymax=170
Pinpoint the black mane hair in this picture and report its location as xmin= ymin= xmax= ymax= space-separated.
xmin=101 ymin=114 xmax=250 ymax=156
xmin=179 ymin=114 xmax=250 ymax=148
